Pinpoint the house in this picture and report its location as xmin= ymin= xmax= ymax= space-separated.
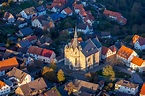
xmin=23 ymin=35 xmax=37 ymax=44
xmin=77 ymin=23 xmax=90 ymax=34
xmin=140 ymin=83 xmax=145 ymax=96
xmin=6 ymin=67 xmax=32 ymax=87
xmin=65 ymin=79 xmax=100 ymax=96
xmin=115 ymin=80 xmax=139 ymax=95
xmin=61 ymin=7 xmax=73 ymax=16
xmin=0 ymin=81 xmax=11 ymax=96
xmin=20 ymin=7 xmax=37 ymax=19
xmin=43 ymin=87 xmax=61 ymax=96
xmin=37 ymin=35 xmax=53 ymax=46
xmin=13 ymin=0 xmax=28 ymax=3
xmin=73 ymin=3 xmax=84 ymax=14
xmin=50 ymin=0 xmax=67 ymax=12
xmin=101 ymin=45 xmax=116 ymax=59
xmin=16 ymin=27 xmax=33 ymax=37
xmin=15 ymin=17 xmax=27 ymax=28
xmin=50 ymin=12 xmax=66 ymax=21
xmin=0 ymin=57 xmax=18 ymax=76
xmin=103 ymin=9 xmax=127 ymax=25
xmin=64 ymin=29 xmax=102 ymax=71
xmin=101 ymin=32 xmax=111 ymax=38
xmin=27 ymin=46 xmax=56 ymax=63
xmin=16 ymin=39 xmax=31 ymax=48
xmin=32 ymin=16 xmax=55 ymax=31
xmin=3 ymin=11 xmax=15 ymax=23
xmin=132 ymin=35 xmax=145 ymax=50
xmin=117 ymin=45 xmax=138 ymax=65
xmin=83 ymin=11 xmax=94 ymax=26
xmin=15 ymin=77 xmax=47 ymax=96
xmin=130 ymin=56 xmax=145 ymax=72
xmin=36 ymin=5 xmax=46 ymax=16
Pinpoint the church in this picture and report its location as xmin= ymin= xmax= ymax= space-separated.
xmin=64 ymin=28 xmax=102 ymax=71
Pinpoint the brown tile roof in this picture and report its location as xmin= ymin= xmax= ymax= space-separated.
xmin=70 ymin=79 xmax=99 ymax=93
xmin=44 ymin=87 xmax=61 ymax=96
xmin=116 ymin=80 xmax=138 ymax=88
xmin=7 ymin=67 xmax=28 ymax=83
xmin=27 ymin=46 xmax=43 ymax=55
xmin=23 ymin=7 xmax=37 ymax=15
xmin=117 ymin=45 xmax=134 ymax=60
xmin=3 ymin=11 xmax=14 ymax=19
xmin=16 ymin=77 xmax=47 ymax=96
xmin=131 ymin=56 xmax=144 ymax=66
xmin=0 ymin=57 xmax=18 ymax=71
xmin=63 ymin=7 xmax=72 ymax=14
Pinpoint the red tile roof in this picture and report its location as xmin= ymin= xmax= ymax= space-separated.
xmin=117 ymin=46 xmax=134 ymax=60
xmin=109 ymin=45 xmax=116 ymax=52
xmin=74 ymin=4 xmax=83 ymax=9
xmin=103 ymin=9 xmax=122 ymax=17
xmin=26 ymin=35 xmax=37 ymax=41
xmin=117 ymin=16 xmax=127 ymax=25
xmin=0 ymin=81 xmax=5 ymax=88
xmin=132 ymin=35 xmax=140 ymax=44
xmin=0 ymin=57 xmax=18 ymax=71
xmin=27 ymin=46 xmax=43 ymax=55
xmin=64 ymin=7 xmax=72 ymax=14
xmin=41 ymin=49 xmax=53 ymax=58
xmin=140 ymin=83 xmax=145 ymax=95
xmin=131 ymin=56 xmax=144 ymax=66
xmin=80 ymin=8 xmax=87 ymax=17
xmin=102 ymin=46 xmax=109 ymax=55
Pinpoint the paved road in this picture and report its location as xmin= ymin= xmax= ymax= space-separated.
xmin=114 ymin=66 xmax=143 ymax=84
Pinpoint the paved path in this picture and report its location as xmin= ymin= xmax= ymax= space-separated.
xmin=114 ymin=66 xmax=143 ymax=84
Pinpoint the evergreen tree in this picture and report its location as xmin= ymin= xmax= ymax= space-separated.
xmin=57 ymin=69 xmax=65 ymax=82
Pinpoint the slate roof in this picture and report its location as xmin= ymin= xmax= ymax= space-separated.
xmin=17 ymin=39 xmax=31 ymax=48
xmin=16 ymin=77 xmax=47 ymax=96
xmin=19 ymin=27 xmax=33 ymax=36
xmin=16 ymin=17 xmax=27 ymax=25
xmin=91 ymin=37 xmax=102 ymax=48
xmin=36 ymin=5 xmax=46 ymax=12
xmin=7 ymin=67 xmax=28 ymax=83
xmin=80 ymin=39 xmax=99 ymax=57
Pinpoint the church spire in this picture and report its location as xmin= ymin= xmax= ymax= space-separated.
xmin=72 ymin=26 xmax=79 ymax=49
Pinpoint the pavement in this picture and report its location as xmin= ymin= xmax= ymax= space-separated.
xmin=57 ymin=61 xmax=144 ymax=84
xmin=114 ymin=66 xmax=143 ymax=84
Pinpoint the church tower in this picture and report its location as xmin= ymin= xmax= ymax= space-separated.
xmin=71 ymin=26 xmax=79 ymax=49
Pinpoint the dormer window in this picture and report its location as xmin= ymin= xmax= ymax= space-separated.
xmin=86 ymin=50 xmax=88 ymax=52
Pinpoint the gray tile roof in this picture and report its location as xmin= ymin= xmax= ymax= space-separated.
xmin=80 ymin=39 xmax=99 ymax=57
xmin=19 ymin=27 xmax=33 ymax=36
xmin=36 ymin=5 xmax=46 ymax=12
xmin=17 ymin=39 xmax=31 ymax=48
xmin=91 ymin=37 xmax=102 ymax=48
